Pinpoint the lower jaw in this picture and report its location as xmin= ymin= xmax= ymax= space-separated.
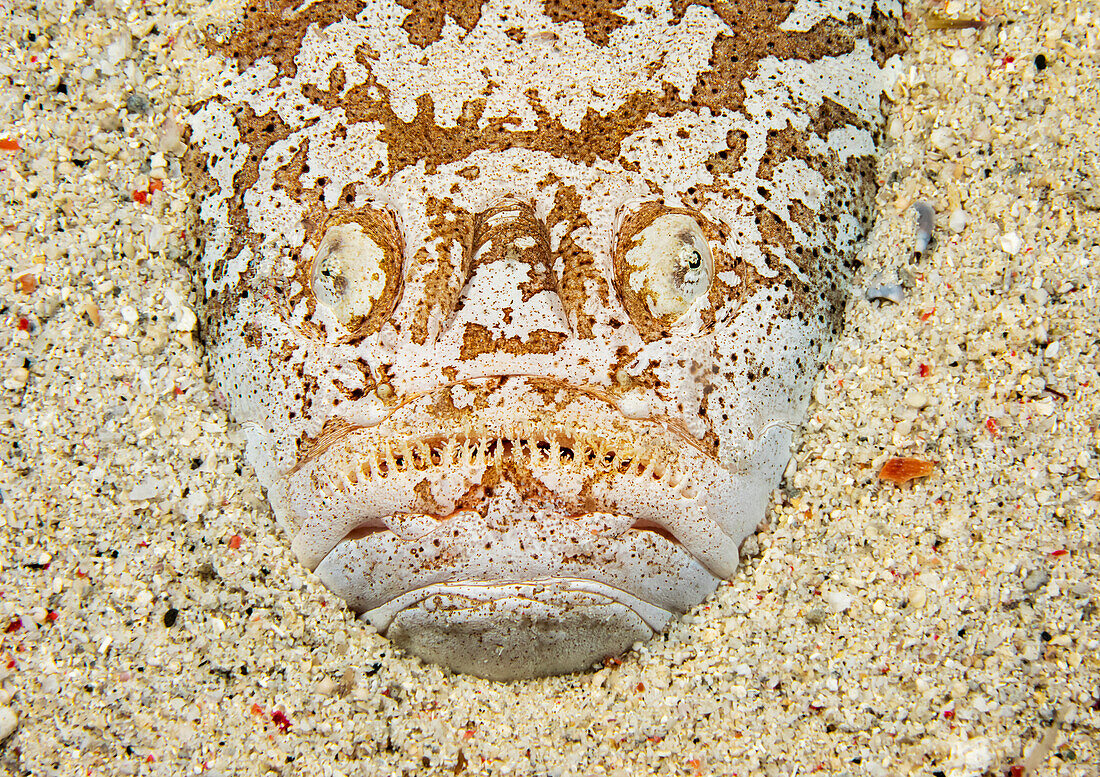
xmin=311 ymin=510 xmax=723 ymax=679
xmin=375 ymin=579 xmax=671 ymax=681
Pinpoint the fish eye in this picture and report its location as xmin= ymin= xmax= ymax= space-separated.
xmin=614 ymin=211 xmax=713 ymax=331
xmin=310 ymin=212 xmax=403 ymax=336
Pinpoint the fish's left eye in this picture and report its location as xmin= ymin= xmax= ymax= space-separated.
xmin=614 ymin=212 xmax=713 ymax=330
xmin=310 ymin=211 xmax=403 ymax=336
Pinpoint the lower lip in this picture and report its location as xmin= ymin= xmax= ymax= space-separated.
xmin=312 ymin=509 xmax=721 ymax=626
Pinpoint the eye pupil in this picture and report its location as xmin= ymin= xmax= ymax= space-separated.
xmin=688 ymin=251 xmax=702 ymax=269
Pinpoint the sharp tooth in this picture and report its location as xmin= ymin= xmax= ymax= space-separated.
xmin=414 ymin=441 xmax=431 ymax=470
xmin=580 ymin=433 xmax=596 ymax=459
xmin=443 ymin=436 xmax=459 ymax=465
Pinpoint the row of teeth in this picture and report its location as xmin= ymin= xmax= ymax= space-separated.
xmin=317 ymin=434 xmax=699 ymax=498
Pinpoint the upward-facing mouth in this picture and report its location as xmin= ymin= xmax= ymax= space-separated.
xmin=275 ymin=377 xmax=742 ymax=572
xmin=264 ymin=375 xmax=755 ymax=678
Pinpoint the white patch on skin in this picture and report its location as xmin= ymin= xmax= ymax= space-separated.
xmin=747 ymin=44 xmax=897 ymax=126
xmin=794 ymin=0 xmax=904 ymax=31
xmin=769 ymin=159 xmax=826 ymax=212
xmin=619 ymin=110 xmax=734 ymax=199
xmin=250 ymin=136 xmax=309 ymax=251
xmin=446 ymin=256 xmax=571 ymax=342
xmin=617 ymin=391 xmax=651 ymax=420
xmin=229 ymin=58 xmax=280 ymax=115
xmin=827 ymin=125 xmax=877 ymax=159
xmin=450 ymin=384 xmax=474 ymax=409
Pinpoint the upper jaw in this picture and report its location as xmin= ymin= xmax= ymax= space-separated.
xmin=268 ymin=375 xmax=746 ymax=581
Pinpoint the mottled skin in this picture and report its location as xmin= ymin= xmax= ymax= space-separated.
xmin=186 ymin=0 xmax=903 ymax=679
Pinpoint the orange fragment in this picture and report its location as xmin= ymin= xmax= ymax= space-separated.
xmin=878 ymin=457 xmax=936 ymax=484
xmin=16 ymin=273 xmax=38 ymax=294
xmin=0 ymin=139 xmax=20 ymax=151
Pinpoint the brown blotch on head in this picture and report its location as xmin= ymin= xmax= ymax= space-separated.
xmin=459 ymin=323 xmax=567 ymax=359
xmin=701 ymin=128 xmax=748 ymax=186
xmin=687 ymin=5 xmax=868 ymax=115
xmin=550 ymin=185 xmax=613 ymax=340
xmin=810 ymin=98 xmax=871 ymax=140
xmin=396 ymin=0 xmax=485 ymax=48
xmin=757 ymin=121 xmax=824 ymax=182
xmin=332 ymin=357 xmax=378 ymax=402
xmin=409 ymin=196 xmax=476 ymax=345
xmin=180 ymin=124 xmax=218 ymax=257
xmin=213 ymin=0 xmax=370 ymax=81
xmin=542 ymin=0 xmax=628 ymax=46
xmin=241 ymin=321 xmax=264 ymax=348
xmin=273 ymin=136 xmax=314 ymax=204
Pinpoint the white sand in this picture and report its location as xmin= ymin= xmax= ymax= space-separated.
xmin=1 ymin=0 xmax=1097 ymax=774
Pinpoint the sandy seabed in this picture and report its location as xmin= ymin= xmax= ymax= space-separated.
xmin=1 ymin=0 xmax=1098 ymax=775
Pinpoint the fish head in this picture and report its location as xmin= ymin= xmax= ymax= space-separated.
xmin=187 ymin=0 xmax=902 ymax=679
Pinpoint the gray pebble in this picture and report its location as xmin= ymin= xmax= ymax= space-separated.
xmin=1023 ymin=567 xmax=1050 ymax=593
xmin=125 ymin=93 xmax=150 ymax=115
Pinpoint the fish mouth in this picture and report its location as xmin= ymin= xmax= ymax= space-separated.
xmin=269 ymin=375 xmax=760 ymax=677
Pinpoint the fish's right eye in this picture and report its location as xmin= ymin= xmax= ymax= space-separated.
xmin=310 ymin=210 xmax=404 ymax=337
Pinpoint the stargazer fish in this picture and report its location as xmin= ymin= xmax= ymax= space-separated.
xmin=185 ymin=0 xmax=904 ymax=680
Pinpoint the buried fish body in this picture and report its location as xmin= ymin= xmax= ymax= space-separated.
xmin=186 ymin=0 xmax=904 ymax=679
